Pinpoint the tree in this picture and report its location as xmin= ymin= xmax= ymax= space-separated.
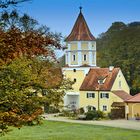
xmin=0 ymin=57 xmax=45 ymax=134
xmin=0 ymin=57 xmax=73 ymax=135
xmin=97 ymin=22 xmax=140 ymax=95
xmin=0 ymin=10 xmax=39 ymax=31
xmin=0 ymin=10 xmax=71 ymax=135
xmin=0 ymin=0 xmax=30 ymax=8
xmin=0 ymin=10 xmax=63 ymax=64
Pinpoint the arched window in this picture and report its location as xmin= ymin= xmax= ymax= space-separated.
xmin=87 ymin=106 xmax=96 ymax=111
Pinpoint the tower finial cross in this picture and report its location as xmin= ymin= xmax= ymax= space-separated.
xmin=79 ymin=6 xmax=82 ymax=13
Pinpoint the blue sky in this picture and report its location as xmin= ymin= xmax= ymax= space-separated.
xmin=16 ymin=0 xmax=140 ymax=38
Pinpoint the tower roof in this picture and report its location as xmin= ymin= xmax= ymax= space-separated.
xmin=65 ymin=8 xmax=96 ymax=42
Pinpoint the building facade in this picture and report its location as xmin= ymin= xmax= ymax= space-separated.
xmin=62 ymin=8 xmax=130 ymax=113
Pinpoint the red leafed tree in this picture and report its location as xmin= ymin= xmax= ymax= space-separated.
xmin=0 ymin=10 xmax=63 ymax=64
xmin=0 ymin=27 xmax=62 ymax=64
xmin=0 ymin=10 xmax=73 ymax=135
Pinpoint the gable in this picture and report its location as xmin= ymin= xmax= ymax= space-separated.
xmin=111 ymin=70 xmax=130 ymax=94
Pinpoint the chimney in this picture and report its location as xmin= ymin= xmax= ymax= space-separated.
xmin=109 ymin=66 xmax=114 ymax=72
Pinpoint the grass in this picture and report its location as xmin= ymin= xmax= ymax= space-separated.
xmin=1 ymin=120 xmax=140 ymax=140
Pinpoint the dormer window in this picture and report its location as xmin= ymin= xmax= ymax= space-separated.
xmin=98 ymin=76 xmax=107 ymax=85
xmin=98 ymin=79 xmax=103 ymax=85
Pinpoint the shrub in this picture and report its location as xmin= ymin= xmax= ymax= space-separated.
xmin=59 ymin=110 xmax=78 ymax=118
xmin=78 ymin=108 xmax=85 ymax=114
xmin=85 ymin=110 xmax=105 ymax=120
xmin=85 ymin=111 xmax=97 ymax=120
xmin=135 ymin=113 xmax=140 ymax=120
xmin=44 ymin=106 xmax=60 ymax=114
xmin=96 ymin=110 xmax=105 ymax=118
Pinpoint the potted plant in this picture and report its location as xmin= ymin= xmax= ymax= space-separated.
xmin=135 ymin=113 xmax=140 ymax=120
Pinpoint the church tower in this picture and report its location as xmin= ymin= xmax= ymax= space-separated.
xmin=62 ymin=7 xmax=97 ymax=109
xmin=65 ymin=7 xmax=96 ymax=67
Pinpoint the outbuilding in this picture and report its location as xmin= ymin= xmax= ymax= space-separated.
xmin=125 ymin=93 xmax=140 ymax=120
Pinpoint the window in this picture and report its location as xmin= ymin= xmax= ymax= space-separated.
xmin=87 ymin=93 xmax=95 ymax=98
xmin=103 ymin=105 xmax=107 ymax=111
xmin=83 ymin=54 xmax=87 ymax=61
xmin=74 ymin=78 xmax=76 ymax=82
xmin=98 ymin=79 xmax=103 ymax=85
xmin=100 ymin=93 xmax=109 ymax=99
xmin=73 ymin=69 xmax=76 ymax=72
xmin=119 ymin=81 xmax=122 ymax=89
xmin=70 ymin=101 xmax=76 ymax=105
xmin=98 ymin=77 xmax=106 ymax=85
xmin=72 ymin=54 xmax=76 ymax=61
xmin=87 ymin=106 xmax=96 ymax=111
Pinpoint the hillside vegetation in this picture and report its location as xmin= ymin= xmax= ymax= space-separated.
xmin=97 ymin=22 xmax=140 ymax=95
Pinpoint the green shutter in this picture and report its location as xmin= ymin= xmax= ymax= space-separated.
xmin=100 ymin=93 xmax=102 ymax=98
xmin=92 ymin=93 xmax=95 ymax=98
xmin=87 ymin=93 xmax=89 ymax=98
xmin=106 ymin=93 xmax=109 ymax=98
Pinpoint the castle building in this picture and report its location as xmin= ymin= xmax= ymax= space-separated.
xmin=62 ymin=8 xmax=130 ymax=115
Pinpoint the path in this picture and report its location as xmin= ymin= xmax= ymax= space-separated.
xmin=43 ymin=114 xmax=140 ymax=130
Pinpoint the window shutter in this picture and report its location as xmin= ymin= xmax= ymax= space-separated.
xmin=92 ymin=93 xmax=95 ymax=98
xmin=106 ymin=93 xmax=109 ymax=98
xmin=87 ymin=93 xmax=88 ymax=98
xmin=100 ymin=93 xmax=103 ymax=98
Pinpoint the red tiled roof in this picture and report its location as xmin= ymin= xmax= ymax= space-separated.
xmin=112 ymin=90 xmax=132 ymax=101
xmin=65 ymin=11 xmax=96 ymax=41
xmin=80 ymin=68 xmax=120 ymax=91
xmin=125 ymin=93 xmax=140 ymax=103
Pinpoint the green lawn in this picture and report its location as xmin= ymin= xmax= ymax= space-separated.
xmin=1 ymin=121 xmax=140 ymax=140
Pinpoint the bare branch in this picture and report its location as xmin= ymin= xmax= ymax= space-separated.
xmin=0 ymin=0 xmax=31 ymax=8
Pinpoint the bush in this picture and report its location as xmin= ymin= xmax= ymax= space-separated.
xmin=78 ymin=108 xmax=85 ymax=114
xmin=135 ymin=113 xmax=140 ymax=120
xmin=59 ymin=110 xmax=78 ymax=118
xmin=85 ymin=111 xmax=97 ymax=120
xmin=85 ymin=110 xmax=105 ymax=120
xmin=96 ymin=110 xmax=105 ymax=118
xmin=44 ymin=106 xmax=60 ymax=114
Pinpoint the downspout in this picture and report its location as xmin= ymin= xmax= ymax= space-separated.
xmin=126 ymin=103 xmax=129 ymax=120
xmin=98 ymin=90 xmax=100 ymax=110
xmin=97 ymin=86 xmax=100 ymax=111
